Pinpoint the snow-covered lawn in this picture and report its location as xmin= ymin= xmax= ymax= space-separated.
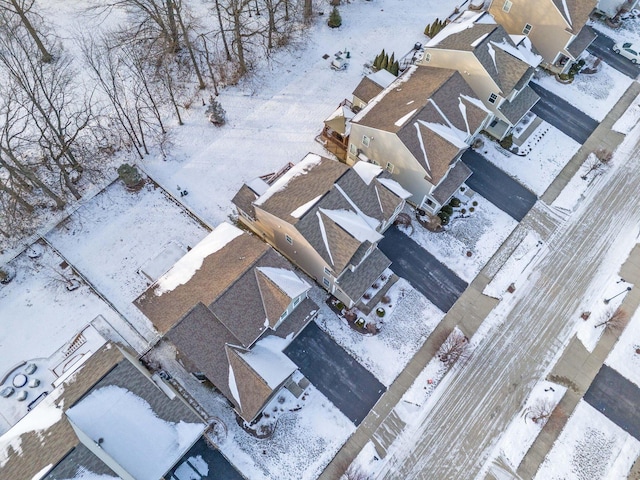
xmin=312 ymin=279 xmax=444 ymax=387
xmin=480 ymin=122 xmax=580 ymax=196
xmin=45 ymin=180 xmax=210 ymax=346
xmin=535 ymin=401 xmax=640 ymax=480
xmin=606 ymin=305 xmax=640 ymax=388
xmin=533 ymin=60 xmax=633 ymax=121
xmin=399 ymin=194 xmax=518 ymax=283
xmin=590 ymin=11 xmax=640 ymax=45
xmin=481 ymin=380 xmax=566 ymax=474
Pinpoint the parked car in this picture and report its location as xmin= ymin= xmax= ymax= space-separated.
xmin=613 ymin=42 xmax=640 ymax=63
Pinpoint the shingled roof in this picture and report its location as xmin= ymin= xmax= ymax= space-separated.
xmin=354 ymin=66 xmax=488 ymax=185
xmin=552 ymin=0 xmax=598 ymax=33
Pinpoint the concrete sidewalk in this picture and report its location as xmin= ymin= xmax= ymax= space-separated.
xmin=319 ymin=80 xmax=640 ymax=480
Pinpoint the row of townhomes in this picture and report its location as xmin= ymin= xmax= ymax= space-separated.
xmin=0 ymin=0 xmax=618 ymax=479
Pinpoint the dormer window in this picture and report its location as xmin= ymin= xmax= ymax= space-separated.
xmin=522 ymin=23 xmax=532 ymax=35
xmin=502 ymin=0 xmax=512 ymax=12
xmin=488 ymin=93 xmax=498 ymax=104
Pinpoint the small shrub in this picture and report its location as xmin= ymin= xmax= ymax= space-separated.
xmin=449 ymin=197 xmax=461 ymax=208
xmin=376 ymin=307 xmax=385 ymax=317
xmin=0 ymin=266 xmax=16 ymax=284
xmin=499 ymin=134 xmax=513 ymax=150
xmin=366 ymin=322 xmax=378 ymax=334
xmin=362 ymin=292 xmax=371 ymax=300
xmin=469 ymin=207 xmax=475 ymax=213
xmin=372 ymin=282 xmax=380 ymax=289
xmin=381 ymin=295 xmax=391 ymax=304
xmin=472 ymin=201 xmax=478 ymax=207
xmin=117 ymin=163 xmax=143 ymax=189
xmin=442 ymin=205 xmax=453 ymax=215
xmin=460 ymin=208 xmax=467 ymax=214
xmin=437 ymin=211 xmax=450 ymax=225
xmin=335 ymin=301 xmax=345 ymax=311
xmin=328 ymin=7 xmax=342 ymax=28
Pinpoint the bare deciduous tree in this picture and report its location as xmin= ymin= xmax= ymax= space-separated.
xmin=436 ymin=329 xmax=470 ymax=366
xmin=594 ymin=306 xmax=628 ymax=332
xmin=524 ymin=399 xmax=553 ymax=425
xmin=0 ymin=0 xmax=52 ymax=62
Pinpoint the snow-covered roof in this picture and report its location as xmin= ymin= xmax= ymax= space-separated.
xmin=290 ymin=194 xmax=323 ymax=218
xmin=426 ymin=10 xmax=489 ymax=47
xmin=377 ymin=178 xmax=412 ymax=200
xmin=254 ymin=154 xmax=323 ymax=206
xmin=247 ymin=177 xmax=269 ymax=196
xmin=352 ymin=161 xmax=383 ymax=185
xmin=256 ymin=267 xmax=310 ymax=299
xmin=491 ymin=38 xmax=542 ymax=68
xmin=238 ymin=336 xmax=297 ymax=389
xmin=66 ymin=385 xmax=203 ymax=480
xmin=319 ymin=208 xmax=383 ymax=244
xmin=155 ymin=223 xmax=243 ymax=295
xmin=367 ymin=69 xmax=398 ymax=89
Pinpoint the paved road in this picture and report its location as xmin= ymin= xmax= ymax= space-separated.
xmin=376 ymin=122 xmax=640 ymax=478
xmin=378 ymin=227 xmax=468 ymax=312
xmin=530 ymin=82 xmax=599 ymax=144
xmin=284 ymin=322 xmax=385 ymax=426
xmin=462 ymin=150 xmax=537 ymax=222
xmin=588 ymin=33 xmax=640 ymax=79
xmin=584 ymin=364 xmax=640 ymax=441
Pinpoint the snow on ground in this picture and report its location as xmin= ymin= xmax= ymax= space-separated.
xmin=400 ymin=194 xmax=518 ymax=283
xmin=533 ymin=60 xmax=633 ymax=121
xmin=606 ymin=305 xmax=640 ymax=388
xmin=0 ymin=244 xmax=124 ymax=422
xmin=480 ymin=380 xmax=566 ymax=474
xmin=613 ymin=91 xmax=640 ymax=133
xmin=146 ymin=344 xmax=354 ymax=480
xmin=483 ymin=231 xmax=542 ymax=299
xmin=44 ymin=180 xmax=210 ymax=346
xmin=534 ymin=401 xmax=640 ymax=480
xmin=479 ymin=122 xmax=580 ymax=195
xmin=138 ymin=0 xmax=461 ymax=228
xmin=312 ymin=279 xmax=444 ymax=386
xmin=575 ymin=278 xmax=633 ymax=353
xmin=552 ymin=153 xmax=615 ymax=212
xmin=590 ymin=11 xmax=640 ymax=45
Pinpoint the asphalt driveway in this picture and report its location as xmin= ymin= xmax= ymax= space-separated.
xmin=378 ymin=226 xmax=468 ymax=312
xmin=584 ymin=364 xmax=640 ymax=441
xmin=588 ymin=33 xmax=640 ymax=79
xmin=166 ymin=437 xmax=244 ymax=480
xmin=530 ymin=82 xmax=599 ymax=144
xmin=284 ymin=322 xmax=385 ymax=426
xmin=462 ymin=150 xmax=537 ymax=222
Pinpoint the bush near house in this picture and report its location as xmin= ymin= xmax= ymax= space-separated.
xmin=449 ymin=197 xmax=461 ymax=208
xmin=499 ymin=134 xmax=513 ymax=150
xmin=442 ymin=205 xmax=453 ymax=215
xmin=424 ymin=18 xmax=446 ymax=38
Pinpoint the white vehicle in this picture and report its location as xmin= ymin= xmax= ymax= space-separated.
xmin=613 ymin=42 xmax=640 ymax=63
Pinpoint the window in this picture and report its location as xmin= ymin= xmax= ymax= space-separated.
xmin=349 ymin=143 xmax=357 ymax=155
xmin=522 ymin=23 xmax=532 ymax=35
xmin=488 ymin=93 xmax=498 ymax=104
xmin=293 ymin=296 xmax=301 ymax=307
xmin=285 ymin=234 xmax=293 ymax=245
xmin=502 ymin=0 xmax=512 ymax=12
xmin=386 ymin=162 xmax=395 ymax=173
xmin=424 ymin=52 xmax=431 ymax=63
xmin=323 ymin=277 xmax=331 ymax=288
xmin=279 ymin=310 xmax=288 ymax=321
xmin=362 ymin=135 xmax=371 ymax=147
xmin=324 ymin=266 xmax=332 ymax=276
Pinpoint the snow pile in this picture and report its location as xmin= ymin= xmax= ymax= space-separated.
xmin=319 ymin=208 xmax=382 ymax=243
xmin=66 ymin=386 xmax=203 ymax=480
xmin=290 ymin=194 xmax=323 ymax=218
xmin=352 ymin=161 xmax=383 ymax=186
xmin=377 ymin=178 xmax=411 ymax=200
xmin=254 ymin=154 xmax=323 ymax=206
xmin=155 ymin=223 xmax=243 ymax=295
xmin=239 ymin=336 xmax=297 ymax=389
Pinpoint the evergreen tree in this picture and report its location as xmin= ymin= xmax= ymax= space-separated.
xmin=388 ymin=52 xmax=395 ymax=70
xmin=328 ymin=7 xmax=342 ymax=28
xmin=381 ymin=53 xmax=389 ymax=70
xmin=373 ymin=52 xmax=382 ymax=69
xmin=206 ymin=96 xmax=226 ymax=126
xmin=390 ymin=60 xmax=399 ymax=76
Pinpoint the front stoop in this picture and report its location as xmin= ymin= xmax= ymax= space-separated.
xmin=357 ymin=274 xmax=399 ymax=315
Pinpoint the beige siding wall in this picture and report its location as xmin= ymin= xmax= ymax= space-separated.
xmin=238 ymin=207 xmax=355 ymax=307
xmin=489 ymin=0 xmax=572 ymax=64
xmin=348 ymin=124 xmax=435 ymax=209
xmin=418 ymin=50 xmax=507 ymax=123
